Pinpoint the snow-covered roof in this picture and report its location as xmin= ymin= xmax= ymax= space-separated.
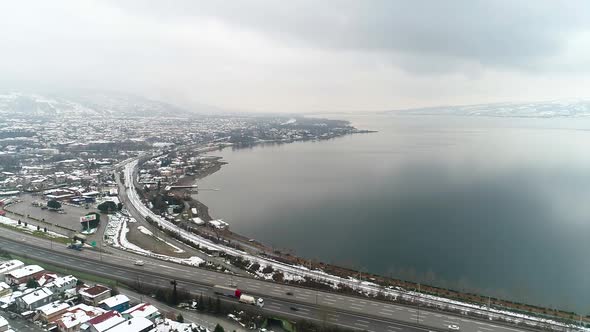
xmin=45 ymin=275 xmax=77 ymax=289
xmin=123 ymin=303 xmax=159 ymax=318
xmin=0 ymin=259 xmax=24 ymax=274
xmin=99 ymin=294 xmax=129 ymax=308
xmin=6 ymin=265 xmax=44 ymax=279
xmin=0 ymin=282 xmax=10 ymax=291
xmin=37 ymin=301 xmax=70 ymax=316
xmin=58 ymin=303 xmax=105 ymax=329
xmin=106 ymin=317 xmax=154 ymax=332
xmin=79 ymin=285 xmax=110 ymax=298
xmin=0 ymin=316 xmax=7 ymax=328
xmin=87 ymin=311 xmax=125 ymax=332
xmin=19 ymin=287 xmax=52 ymax=305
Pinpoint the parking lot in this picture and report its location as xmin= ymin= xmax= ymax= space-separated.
xmin=5 ymin=194 xmax=107 ymax=243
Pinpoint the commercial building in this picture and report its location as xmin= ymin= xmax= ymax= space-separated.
xmin=4 ymin=265 xmax=45 ymax=285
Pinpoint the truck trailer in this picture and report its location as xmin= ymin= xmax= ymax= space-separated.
xmin=211 ymin=285 xmax=241 ymax=298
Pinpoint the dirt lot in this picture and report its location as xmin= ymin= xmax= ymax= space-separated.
xmin=5 ymin=194 xmax=107 ymax=243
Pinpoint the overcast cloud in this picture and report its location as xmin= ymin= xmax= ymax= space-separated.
xmin=1 ymin=1 xmax=590 ymax=112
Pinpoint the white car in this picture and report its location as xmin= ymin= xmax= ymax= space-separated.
xmin=256 ymin=298 xmax=265 ymax=308
xmin=134 ymin=260 xmax=145 ymax=266
xmin=448 ymin=324 xmax=460 ymax=331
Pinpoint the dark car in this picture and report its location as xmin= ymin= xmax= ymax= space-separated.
xmin=290 ymin=307 xmax=299 ymax=311
xmin=286 ymin=291 xmax=293 ymax=296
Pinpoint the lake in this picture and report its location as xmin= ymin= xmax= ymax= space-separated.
xmin=197 ymin=114 xmax=590 ymax=311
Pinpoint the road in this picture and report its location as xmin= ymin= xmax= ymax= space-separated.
xmin=0 ymin=228 xmax=536 ymax=332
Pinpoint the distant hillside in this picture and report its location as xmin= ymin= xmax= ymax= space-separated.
xmin=0 ymin=91 xmax=201 ymax=117
xmin=389 ymin=99 xmax=590 ymax=118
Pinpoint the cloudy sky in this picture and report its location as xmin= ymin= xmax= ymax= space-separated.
xmin=1 ymin=0 xmax=590 ymax=112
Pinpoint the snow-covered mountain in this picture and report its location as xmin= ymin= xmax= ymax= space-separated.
xmin=390 ymin=99 xmax=590 ymax=118
xmin=0 ymin=91 xmax=198 ymax=117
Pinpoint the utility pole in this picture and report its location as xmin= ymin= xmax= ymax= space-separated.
xmin=170 ymin=280 xmax=178 ymax=305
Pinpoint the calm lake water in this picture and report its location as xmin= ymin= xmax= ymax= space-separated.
xmin=197 ymin=114 xmax=590 ymax=311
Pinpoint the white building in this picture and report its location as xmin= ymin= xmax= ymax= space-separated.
xmin=106 ymin=317 xmax=154 ymax=332
xmin=56 ymin=303 xmax=105 ymax=332
xmin=36 ymin=301 xmax=70 ymax=323
xmin=45 ymin=275 xmax=77 ymax=294
xmin=0 ymin=260 xmax=24 ymax=281
xmin=15 ymin=287 xmax=53 ymax=311
xmin=122 ymin=303 xmax=160 ymax=322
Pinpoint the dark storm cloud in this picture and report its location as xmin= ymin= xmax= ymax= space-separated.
xmin=114 ymin=0 xmax=590 ymax=72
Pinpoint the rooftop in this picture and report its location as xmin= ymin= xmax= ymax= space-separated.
xmin=99 ymin=294 xmax=129 ymax=308
xmin=105 ymin=317 xmax=154 ymax=332
xmin=6 ymin=265 xmax=44 ymax=279
xmin=87 ymin=310 xmax=125 ymax=332
xmin=80 ymin=285 xmax=110 ymax=297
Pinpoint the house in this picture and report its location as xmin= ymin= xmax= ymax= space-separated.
xmin=36 ymin=301 xmax=70 ymax=323
xmin=122 ymin=303 xmax=160 ymax=322
xmin=0 ymin=316 xmax=8 ymax=332
xmin=15 ymin=287 xmax=53 ymax=311
xmin=98 ymin=295 xmax=130 ymax=313
xmin=4 ymin=265 xmax=45 ymax=285
xmin=0 ymin=259 xmax=24 ymax=281
xmin=0 ymin=282 xmax=11 ymax=297
xmin=105 ymin=317 xmax=154 ymax=332
xmin=84 ymin=310 xmax=126 ymax=332
xmin=56 ymin=303 xmax=105 ymax=332
xmin=79 ymin=285 xmax=111 ymax=306
xmin=45 ymin=275 xmax=77 ymax=294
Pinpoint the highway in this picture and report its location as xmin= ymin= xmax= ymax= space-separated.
xmin=0 ymin=228 xmax=536 ymax=332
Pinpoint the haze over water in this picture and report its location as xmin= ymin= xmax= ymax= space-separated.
xmin=197 ymin=114 xmax=590 ymax=311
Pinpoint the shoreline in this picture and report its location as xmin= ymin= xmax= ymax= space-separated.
xmin=166 ymin=135 xmax=581 ymax=323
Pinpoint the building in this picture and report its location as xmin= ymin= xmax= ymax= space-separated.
xmin=106 ymin=317 xmax=154 ymax=332
xmin=15 ymin=287 xmax=53 ymax=311
xmin=98 ymin=295 xmax=130 ymax=313
xmin=36 ymin=301 xmax=70 ymax=323
xmin=4 ymin=265 xmax=45 ymax=285
xmin=56 ymin=304 xmax=105 ymax=332
xmin=0 ymin=259 xmax=24 ymax=281
xmin=79 ymin=285 xmax=111 ymax=306
xmin=122 ymin=303 xmax=160 ymax=322
xmin=0 ymin=316 xmax=8 ymax=332
xmin=83 ymin=310 xmax=126 ymax=332
xmin=45 ymin=275 xmax=77 ymax=294
xmin=0 ymin=282 xmax=10 ymax=297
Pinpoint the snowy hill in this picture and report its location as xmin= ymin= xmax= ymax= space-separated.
xmin=390 ymin=99 xmax=590 ymax=118
xmin=0 ymin=92 xmax=197 ymax=118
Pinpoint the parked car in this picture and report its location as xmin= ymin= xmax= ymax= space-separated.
xmin=134 ymin=260 xmax=145 ymax=266
xmin=448 ymin=324 xmax=460 ymax=331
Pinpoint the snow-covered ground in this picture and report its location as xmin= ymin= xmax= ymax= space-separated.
xmin=124 ymin=160 xmax=584 ymax=331
xmin=0 ymin=215 xmax=67 ymax=239
xmin=105 ymin=213 xmax=203 ymax=267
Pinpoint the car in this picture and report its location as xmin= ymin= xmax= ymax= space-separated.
xmin=286 ymin=291 xmax=293 ymax=296
xmin=8 ymin=312 xmax=17 ymax=319
xmin=447 ymin=324 xmax=460 ymax=331
xmin=134 ymin=260 xmax=145 ymax=266
xmin=290 ymin=306 xmax=299 ymax=311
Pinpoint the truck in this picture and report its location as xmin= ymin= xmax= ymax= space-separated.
xmin=239 ymin=294 xmax=264 ymax=307
xmin=238 ymin=294 xmax=256 ymax=305
xmin=66 ymin=242 xmax=83 ymax=251
xmin=211 ymin=285 xmax=242 ymax=298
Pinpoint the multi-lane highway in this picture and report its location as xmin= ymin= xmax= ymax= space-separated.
xmin=0 ymin=227 xmax=535 ymax=332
